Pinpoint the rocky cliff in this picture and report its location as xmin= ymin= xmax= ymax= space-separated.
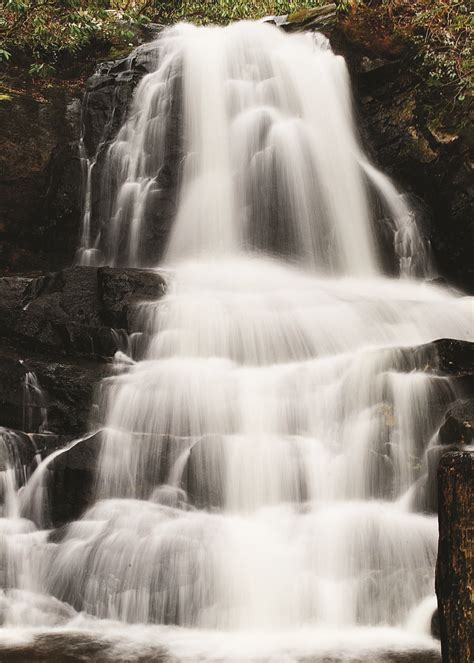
xmin=332 ymin=25 xmax=473 ymax=293
xmin=0 ymin=76 xmax=83 ymax=272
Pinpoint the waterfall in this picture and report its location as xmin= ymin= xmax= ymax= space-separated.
xmin=77 ymin=23 xmax=428 ymax=277
xmin=22 ymin=372 xmax=48 ymax=434
xmin=2 ymin=21 xmax=473 ymax=662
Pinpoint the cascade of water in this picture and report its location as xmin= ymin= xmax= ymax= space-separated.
xmin=79 ymin=23 xmax=430 ymax=277
xmin=2 ymin=20 xmax=473 ymax=662
xmin=22 ymin=372 xmax=48 ymax=433
xmin=75 ymin=137 xmax=97 ymax=266
xmin=0 ymin=430 xmax=23 ymax=520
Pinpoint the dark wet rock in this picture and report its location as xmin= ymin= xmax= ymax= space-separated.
xmin=98 ymin=266 xmax=166 ymax=328
xmin=431 ymin=608 xmax=440 ymax=641
xmin=26 ymin=357 xmax=107 ymax=436
xmin=6 ymin=267 xmax=111 ymax=354
xmin=0 ymin=264 xmax=165 ymax=439
xmin=0 ymin=275 xmax=41 ymax=326
xmin=0 ymin=349 xmax=29 ymax=430
xmin=436 ymin=450 xmax=474 ymax=663
xmin=0 ymin=342 xmax=108 ymax=435
xmin=0 ymin=266 xmax=166 ymax=360
xmin=438 ymin=397 xmax=474 ymax=447
xmin=362 ymin=339 xmax=474 ymax=388
xmin=428 ymin=339 xmax=474 ymax=378
xmin=49 ymin=432 xmax=101 ymax=527
xmin=410 ymin=338 xmax=474 ymax=394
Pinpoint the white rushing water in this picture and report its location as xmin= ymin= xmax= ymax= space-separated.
xmin=2 ymin=21 xmax=473 ymax=662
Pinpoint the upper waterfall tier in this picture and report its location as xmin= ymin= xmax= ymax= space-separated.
xmin=77 ymin=22 xmax=428 ymax=277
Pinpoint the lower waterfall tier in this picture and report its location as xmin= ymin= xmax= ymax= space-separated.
xmin=1 ymin=257 xmax=472 ymax=661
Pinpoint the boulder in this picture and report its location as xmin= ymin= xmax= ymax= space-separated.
xmin=436 ymin=451 xmax=473 ymax=663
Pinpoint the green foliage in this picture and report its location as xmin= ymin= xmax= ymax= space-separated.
xmin=367 ymin=0 xmax=472 ymax=106
xmin=28 ymin=61 xmax=56 ymax=78
xmin=341 ymin=1 xmax=472 ymax=115
xmin=410 ymin=1 xmax=473 ymax=103
xmin=0 ymin=1 xmax=349 ymax=76
xmin=157 ymin=1 xmax=340 ymax=25
xmin=0 ymin=0 xmax=148 ymax=75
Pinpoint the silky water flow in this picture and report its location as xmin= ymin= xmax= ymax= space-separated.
xmin=1 ymin=22 xmax=473 ymax=662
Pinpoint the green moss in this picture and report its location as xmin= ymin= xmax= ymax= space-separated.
xmin=107 ymin=45 xmax=136 ymax=61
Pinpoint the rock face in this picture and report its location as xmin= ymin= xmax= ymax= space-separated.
xmin=436 ymin=451 xmax=473 ymax=663
xmin=0 ymin=266 xmax=165 ymax=358
xmin=0 ymin=346 xmax=106 ymax=435
xmin=0 ymin=266 xmax=166 ymax=435
xmin=333 ymin=32 xmax=474 ymax=293
xmin=0 ymin=84 xmax=82 ymax=273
